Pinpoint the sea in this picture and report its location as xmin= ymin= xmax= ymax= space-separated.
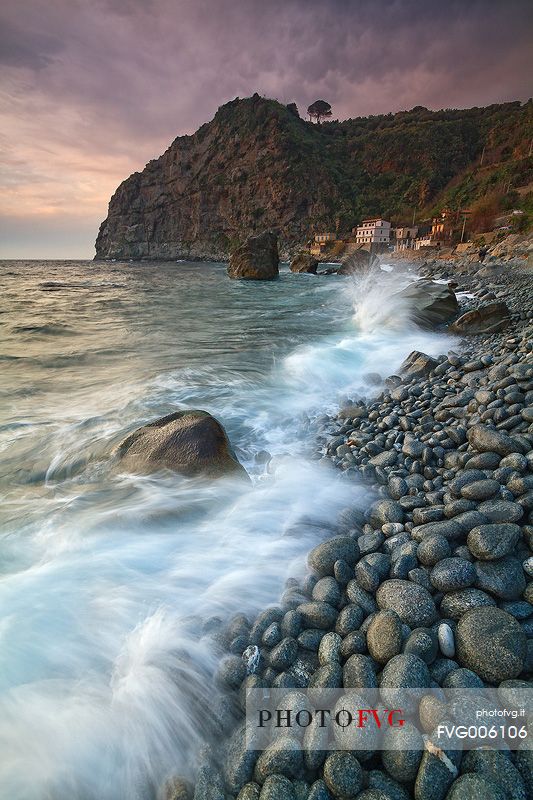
xmin=0 ymin=259 xmax=453 ymax=799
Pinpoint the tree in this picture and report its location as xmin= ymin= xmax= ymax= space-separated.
xmin=307 ymin=100 xmax=332 ymax=124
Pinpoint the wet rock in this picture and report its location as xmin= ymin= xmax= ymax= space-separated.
xmin=414 ymin=744 xmax=461 ymax=800
xmin=467 ymin=425 xmax=521 ymax=456
xmin=258 ymin=775 xmax=296 ymax=800
xmin=339 ymin=630 xmax=367 ymax=660
xmin=116 ymin=410 xmax=248 ymax=478
xmin=269 ymin=638 xmax=298 ymax=671
xmin=430 ymin=558 xmax=476 ymax=592
xmin=163 ymin=777 xmax=193 ymax=800
xmin=237 ymin=784 xmax=261 ymax=800
xmin=367 ymin=610 xmax=403 ymax=664
xmin=449 ymin=301 xmax=511 ymax=335
xmin=461 ymin=749 xmax=527 ymax=800
xmin=307 ymin=780 xmax=333 ymax=800
xmin=308 ymin=537 xmax=360 ymax=577
xmin=467 ymin=523 xmax=521 ymax=560
xmin=343 ymin=654 xmax=377 ymax=689
xmin=382 ymin=721 xmax=424 ymax=784
xmin=417 ymin=535 xmax=452 ymax=566
xmin=474 ymin=556 xmax=526 ymax=600
xmin=308 ymin=663 xmax=342 ymax=691
xmin=400 ymin=351 xmax=439 ymax=378
xmin=442 ymin=667 xmax=483 ymax=688
xmin=445 ymin=774 xmax=506 ymax=800
xmin=455 ymin=607 xmax=527 ymax=683
xmin=290 ymin=252 xmax=318 ymax=274
xmin=312 ymin=577 xmax=341 ymax=607
xmin=477 ymin=499 xmax=524 ymax=523
xmin=318 ymin=632 xmax=342 ymax=665
xmin=397 ymin=281 xmax=459 ymax=329
xmin=460 ymin=479 xmax=500 ymax=501
xmin=296 ymin=601 xmax=338 ymax=630
xmin=381 ymin=654 xmax=431 ymax=712
xmin=335 ymin=603 xmax=365 ymax=636
xmin=368 ymin=770 xmax=411 ymax=800
xmin=228 ymin=231 xmax=279 ymax=280
xmin=217 ymin=655 xmax=247 ymax=689
xmin=323 ymin=752 xmax=363 ymax=798
xmin=404 ymin=627 xmax=438 ymax=664
xmin=376 ymin=580 xmax=438 ymax=627
xmin=253 ymin=736 xmax=303 ymax=782
xmin=411 ymin=519 xmax=465 ymax=542
xmin=369 ymin=500 xmax=404 ymax=527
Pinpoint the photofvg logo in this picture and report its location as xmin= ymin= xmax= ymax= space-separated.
xmin=245 ymin=688 xmax=532 ymax=751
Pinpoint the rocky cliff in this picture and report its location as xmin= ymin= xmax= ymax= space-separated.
xmin=95 ymin=95 xmax=532 ymax=261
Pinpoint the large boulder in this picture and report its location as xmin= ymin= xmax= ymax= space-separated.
xmin=116 ymin=410 xmax=248 ymax=479
xmin=396 ymin=280 xmax=458 ymax=328
xmin=337 ymin=247 xmax=376 ymax=275
xmin=449 ymin=301 xmax=511 ymax=334
xmin=290 ymin=252 xmax=318 ymax=274
xmin=227 ymin=231 xmax=279 ymax=280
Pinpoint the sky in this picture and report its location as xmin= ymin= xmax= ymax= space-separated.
xmin=1 ymin=0 xmax=532 ymax=259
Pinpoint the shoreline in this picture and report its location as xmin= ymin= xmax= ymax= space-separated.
xmin=176 ymin=245 xmax=532 ymax=800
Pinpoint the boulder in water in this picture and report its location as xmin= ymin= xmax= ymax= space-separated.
xmin=337 ymin=247 xmax=376 ymax=275
xmin=449 ymin=301 xmax=511 ymax=334
xmin=227 ymin=231 xmax=279 ymax=280
xmin=396 ymin=280 xmax=458 ymax=328
xmin=290 ymin=252 xmax=318 ymax=274
xmin=116 ymin=410 xmax=248 ymax=479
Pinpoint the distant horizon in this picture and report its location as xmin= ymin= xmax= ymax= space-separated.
xmin=2 ymin=0 xmax=532 ymax=259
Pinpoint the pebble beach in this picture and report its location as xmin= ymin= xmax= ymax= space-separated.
xmin=179 ymin=238 xmax=533 ymax=800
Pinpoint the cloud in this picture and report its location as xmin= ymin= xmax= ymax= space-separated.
xmin=1 ymin=0 xmax=532 ymax=257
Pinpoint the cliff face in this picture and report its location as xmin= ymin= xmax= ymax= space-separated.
xmin=95 ymin=95 xmax=532 ymax=260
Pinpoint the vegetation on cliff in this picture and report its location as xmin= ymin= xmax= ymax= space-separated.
xmin=95 ymin=95 xmax=532 ymax=260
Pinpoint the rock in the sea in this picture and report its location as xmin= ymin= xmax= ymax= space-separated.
xmin=290 ymin=252 xmax=318 ymax=274
xmin=396 ymin=280 xmax=458 ymax=328
xmin=376 ymin=580 xmax=438 ymax=627
xmin=455 ymin=607 xmax=527 ymax=683
xmin=228 ymin=231 xmax=279 ymax=280
xmin=337 ymin=248 xmax=376 ymax=275
xmin=116 ymin=410 xmax=248 ymax=478
xmin=449 ymin=301 xmax=511 ymax=335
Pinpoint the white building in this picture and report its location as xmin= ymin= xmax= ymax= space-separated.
xmin=354 ymin=219 xmax=391 ymax=245
xmin=414 ymin=236 xmax=436 ymax=250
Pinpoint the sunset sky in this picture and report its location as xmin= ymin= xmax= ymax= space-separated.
xmin=1 ymin=0 xmax=532 ymax=259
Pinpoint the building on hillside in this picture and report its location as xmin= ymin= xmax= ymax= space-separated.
xmin=414 ymin=235 xmax=437 ymax=250
xmin=431 ymin=208 xmax=471 ymax=242
xmin=354 ymin=219 xmax=391 ymax=246
xmin=392 ymin=226 xmax=418 ymax=251
xmin=310 ymin=232 xmax=337 ymax=257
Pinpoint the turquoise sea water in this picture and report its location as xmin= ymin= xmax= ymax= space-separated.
xmin=0 ymin=260 xmax=452 ymax=799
